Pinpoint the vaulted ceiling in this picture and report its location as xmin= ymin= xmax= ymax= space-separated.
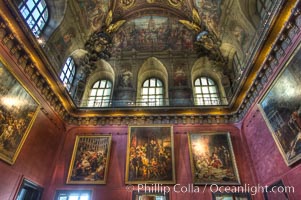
xmin=0 ymin=0 xmax=300 ymax=125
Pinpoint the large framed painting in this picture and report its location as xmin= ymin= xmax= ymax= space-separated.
xmin=132 ymin=190 xmax=169 ymax=200
xmin=0 ymin=59 xmax=39 ymax=165
xmin=125 ymin=125 xmax=175 ymax=184
xmin=188 ymin=132 xmax=240 ymax=185
xmin=258 ymin=44 xmax=301 ymax=166
xmin=66 ymin=135 xmax=112 ymax=184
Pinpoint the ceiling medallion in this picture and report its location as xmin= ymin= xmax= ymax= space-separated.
xmin=121 ymin=0 xmax=135 ymax=9
xmin=168 ymin=0 xmax=183 ymax=7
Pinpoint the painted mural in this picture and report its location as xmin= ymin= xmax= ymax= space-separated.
xmin=112 ymin=16 xmax=195 ymax=52
xmin=54 ymin=27 xmax=76 ymax=55
xmin=0 ymin=60 xmax=39 ymax=164
xmin=195 ymin=0 xmax=223 ymax=36
xmin=259 ymin=45 xmax=301 ymax=166
xmin=76 ymin=0 xmax=110 ymax=31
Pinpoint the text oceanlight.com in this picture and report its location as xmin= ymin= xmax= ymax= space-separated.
xmin=131 ymin=183 xmax=295 ymax=195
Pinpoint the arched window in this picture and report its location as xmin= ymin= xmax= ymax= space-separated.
xmin=18 ymin=0 xmax=48 ymax=37
xmin=60 ymin=57 xmax=76 ymax=91
xmin=87 ymin=80 xmax=112 ymax=107
xmin=141 ymin=78 xmax=164 ymax=106
xmin=257 ymin=0 xmax=274 ymax=20
xmin=194 ymin=77 xmax=221 ymax=105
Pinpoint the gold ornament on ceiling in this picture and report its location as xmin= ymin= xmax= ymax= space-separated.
xmin=146 ymin=0 xmax=156 ymax=3
xmin=121 ymin=0 xmax=135 ymax=9
xmin=179 ymin=8 xmax=226 ymax=63
xmin=104 ymin=10 xmax=126 ymax=34
xmin=168 ymin=0 xmax=183 ymax=7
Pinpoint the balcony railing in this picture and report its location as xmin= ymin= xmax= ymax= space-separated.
xmin=74 ymin=97 xmax=229 ymax=108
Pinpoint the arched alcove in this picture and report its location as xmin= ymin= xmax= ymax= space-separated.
xmin=136 ymin=57 xmax=169 ymax=106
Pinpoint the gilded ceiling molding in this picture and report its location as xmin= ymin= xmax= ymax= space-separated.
xmin=121 ymin=0 xmax=135 ymax=9
xmin=0 ymin=2 xmax=300 ymax=126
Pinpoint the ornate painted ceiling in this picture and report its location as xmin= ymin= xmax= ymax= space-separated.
xmin=0 ymin=0 xmax=300 ymax=125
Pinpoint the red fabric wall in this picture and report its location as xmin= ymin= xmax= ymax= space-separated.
xmin=0 ymin=111 xmax=65 ymax=200
xmin=242 ymin=105 xmax=301 ymax=199
xmin=43 ymin=124 xmax=256 ymax=200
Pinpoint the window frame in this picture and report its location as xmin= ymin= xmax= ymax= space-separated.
xmin=194 ymin=76 xmax=221 ymax=105
xmin=256 ymin=0 xmax=275 ymax=20
xmin=54 ymin=190 xmax=92 ymax=200
xmin=87 ymin=79 xmax=112 ymax=107
xmin=60 ymin=57 xmax=76 ymax=92
xmin=18 ymin=0 xmax=49 ymax=37
xmin=140 ymin=77 xmax=164 ymax=106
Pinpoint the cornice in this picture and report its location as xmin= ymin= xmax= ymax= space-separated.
xmin=0 ymin=1 xmax=300 ymax=126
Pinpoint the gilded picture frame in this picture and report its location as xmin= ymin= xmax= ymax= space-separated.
xmin=0 ymin=58 xmax=39 ymax=165
xmin=212 ymin=192 xmax=251 ymax=200
xmin=125 ymin=125 xmax=176 ymax=184
xmin=66 ymin=135 xmax=112 ymax=184
xmin=132 ymin=190 xmax=169 ymax=200
xmin=258 ymin=44 xmax=301 ymax=166
xmin=188 ymin=132 xmax=240 ymax=185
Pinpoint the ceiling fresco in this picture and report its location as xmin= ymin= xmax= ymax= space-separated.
xmin=112 ymin=16 xmax=195 ymax=52
xmin=1 ymin=0 xmax=296 ymax=125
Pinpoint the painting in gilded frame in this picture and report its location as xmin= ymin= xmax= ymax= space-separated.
xmin=188 ymin=132 xmax=240 ymax=185
xmin=258 ymin=44 xmax=301 ymax=166
xmin=0 ymin=59 xmax=39 ymax=165
xmin=66 ymin=135 xmax=112 ymax=184
xmin=125 ymin=125 xmax=175 ymax=184
xmin=212 ymin=192 xmax=251 ymax=200
xmin=132 ymin=190 xmax=169 ymax=200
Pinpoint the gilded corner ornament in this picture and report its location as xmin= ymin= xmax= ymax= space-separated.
xmin=121 ymin=0 xmax=135 ymax=9
xmin=168 ymin=0 xmax=182 ymax=7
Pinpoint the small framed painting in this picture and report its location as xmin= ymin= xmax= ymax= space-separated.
xmin=188 ymin=132 xmax=240 ymax=185
xmin=66 ymin=135 xmax=112 ymax=184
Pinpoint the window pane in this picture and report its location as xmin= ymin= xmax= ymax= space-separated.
xmin=106 ymin=81 xmax=112 ymax=88
xmin=93 ymin=81 xmax=100 ymax=88
xmin=26 ymin=1 xmax=35 ymax=10
xmin=208 ymin=78 xmax=215 ymax=85
xmin=97 ymin=89 xmax=104 ymax=96
xmin=26 ymin=16 xmax=35 ymax=28
xmin=21 ymin=7 xmax=30 ymax=18
xmin=150 ymin=79 xmax=156 ymax=86
xmin=209 ymin=86 xmax=217 ymax=93
xmin=32 ymin=9 xmax=40 ymax=20
xmin=90 ymin=89 xmax=97 ymax=96
xmin=103 ymin=89 xmax=111 ymax=96
xmin=202 ymin=87 xmax=209 ymax=94
xmin=195 ymin=86 xmax=201 ymax=93
xmin=156 ymin=79 xmax=162 ymax=86
xmin=195 ymin=78 xmax=200 ymax=86
xmin=156 ymin=88 xmax=162 ymax=94
xmin=142 ymin=88 xmax=148 ymax=94
xmin=100 ymin=80 xmax=106 ymax=88
xmin=201 ymin=77 xmax=207 ymax=85
xmin=149 ymin=88 xmax=155 ymax=94
xmin=143 ymin=80 xmax=149 ymax=87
